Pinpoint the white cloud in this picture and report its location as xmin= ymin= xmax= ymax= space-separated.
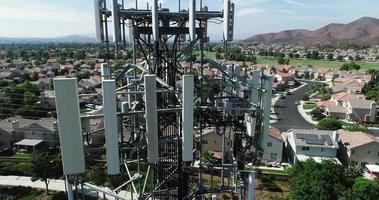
xmin=281 ymin=0 xmax=304 ymax=6
xmin=237 ymin=8 xmax=266 ymax=16
xmin=126 ymin=0 xmax=168 ymax=9
xmin=273 ymin=9 xmax=295 ymax=15
xmin=0 ymin=0 xmax=94 ymax=37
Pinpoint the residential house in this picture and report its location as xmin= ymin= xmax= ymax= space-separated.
xmin=346 ymin=99 xmax=377 ymax=123
xmin=338 ymin=129 xmax=379 ymax=166
xmin=78 ymin=78 xmax=101 ymax=94
xmin=284 ymin=129 xmax=340 ymax=164
xmin=195 ymin=127 xmax=232 ymax=159
xmin=320 ymin=92 xmax=365 ymax=119
xmin=332 ymin=80 xmax=366 ymax=94
xmin=0 ymin=117 xmax=37 ymax=150
xmin=23 ymin=118 xmax=60 ymax=148
xmin=314 ymin=68 xmax=333 ymax=79
xmin=0 ymin=117 xmax=60 ymax=150
xmin=289 ymin=67 xmax=314 ymax=78
xmin=32 ymin=78 xmax=51 ymax=91
xmin=0 ymin=70 xmax=24 ymax=83
xmin=261 ymin=127 xmax=284 ymax=162
xmin=274 ymin=72 xmax=295 ymax=82
xmin=40 ymin=90 xmax=56 ymax=108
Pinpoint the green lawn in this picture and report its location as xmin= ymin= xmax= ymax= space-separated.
xmin=193 ymin=51 xmax=379 ymax=70
xmin=303 ymin=103 xmax=317 ymax=110
xmin=193 ymin=51 xmax=223 ymax=60
xmin=256 ymin=56 xmax=379 ymax=70
xmin=11 ymin=153 xmax=31 ymax=159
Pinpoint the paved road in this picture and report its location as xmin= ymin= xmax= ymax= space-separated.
xmin=272 ymin=84 xmax=315 ymax=132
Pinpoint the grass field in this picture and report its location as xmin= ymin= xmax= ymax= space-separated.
xmin=197 ymin=51 xmax=379 ymax=70
xmin=303 ymin=103 xmax=317 ymax=110
xmin=257 ymin=56 xmax=379 ymax=70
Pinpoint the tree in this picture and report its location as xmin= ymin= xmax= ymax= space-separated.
xmin=215 ymin=52 xmax=223 ymax=60
xmin=73 ymin=50 xmax=86 ymax=60
xmin=340 ymin=61 xmax=361 ymax=71
xmin=349 ymin=178 xmax=379 ymax=200
xmin=316 ymin=117 xmax=342 ymax=130
xmin=23 ymin=91 xmax=38 ymax=105
xmin=289 ymin=159 xmax=348 ymax=200
xmin=278 ymin=57 xmax=290 ymax=65
xmin=327 ymin=53 xmax=334 ymax=60
xmin=30 ymin=151 xmax=62 ymax=194
xmin=85 ymin=165 xmax=107 ymax=186
xmin=202 ymin=150 xmax=216 ymax=165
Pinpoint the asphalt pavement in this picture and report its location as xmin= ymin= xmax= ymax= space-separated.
xmin=272 ymin=84 xmax=315 ymax=132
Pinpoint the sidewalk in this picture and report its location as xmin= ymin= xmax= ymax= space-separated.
xmin=297 ymin=101 xmax=318 ymax=125
xmin=0 ymin=175 xmax=135 ymax=200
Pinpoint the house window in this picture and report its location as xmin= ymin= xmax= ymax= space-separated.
xmin=361 ymin=162 xmax=368 ymax=168
xmin=267 ymin=142 xmax=273 ymax=147
xmin=302 ymin=147 xmax=310 ymax=151
xmin=321 ymin=148 xmax=325 ymax=152
xmin=377 ymin=152 xmax=379 ymax=156
xmin=351 ymin=161 xmax=358 ymax=165
xmin=368 ymin=151 xmax=371 ymax=154
xmin=201 ymin=140 xmax=208 ymax=144
xmin=270 ymin=153 xmax=278 ymax=161
xmin=214 ymin=140 xmax=217 ymax=144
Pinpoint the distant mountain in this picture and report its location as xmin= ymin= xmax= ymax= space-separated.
xmin=0 ymin=34 xmax=96 ymax=44
xmin=245 ymin=17 xmax=379 ymax=45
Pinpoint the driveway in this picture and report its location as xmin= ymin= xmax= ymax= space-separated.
xmin=272 ymin=84 xmax=315 ymax=132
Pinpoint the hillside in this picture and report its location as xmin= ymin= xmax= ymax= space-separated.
xmin=245 ymin=17 xmax=379 ymax=45
xmin=0 ymin=34 xmax=96 ymax=44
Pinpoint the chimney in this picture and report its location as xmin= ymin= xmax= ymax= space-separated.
xmin=11 ymin=120 xmax=20 ymax=130
xmin=333 ymin=131 xmax=340 ymax=142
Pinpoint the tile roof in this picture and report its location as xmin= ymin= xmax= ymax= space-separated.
xmin=348 ymin=99 xmax=375 ymax=110
xmin=339 ymin=129 xmax=379 ymax=149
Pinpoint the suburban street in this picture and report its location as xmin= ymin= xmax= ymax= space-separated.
xmin=272 ymin=83 xmax=315 ymax=132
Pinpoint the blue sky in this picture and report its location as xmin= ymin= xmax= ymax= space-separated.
xmin=0 ymin=0 xmax=379 ymax=40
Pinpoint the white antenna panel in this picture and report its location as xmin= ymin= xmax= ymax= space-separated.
xmin=188 ymin=0 xmax=196 ymax=42
xmin=54 ymin=78 xmax=85 ymax=175
xmin=144 ymin=75 xmax=159 ymax=163
xmin=101 ymin=63 xmax=110 ymax=80
xmin=152 ymin=0 xmax=160 ymax=42
xmin=112 ymin=0 xmax=121 ymax=42
xmin=102 ymin=80 xmax=120 ymax=175
xmin=94 ymin=0 xmax=104 ymax=42
xmin=182 ymin=75 xmax=194 ymax=161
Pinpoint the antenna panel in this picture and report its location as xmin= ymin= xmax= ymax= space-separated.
xmin=182 ymin=75 xmax=194 ymax=161
xmin=112 ymin=0 xmax=121 ymax=42
xmin=144 ymin=75 xmax=159 ymax=163
xmin=54 ymin=78 xmax=85 ymax=175
xmin=189 ymin=0 xmax=196 ymax=42
xmin=94 ymin=0 xmax=104 ymax=42
xmin=223 ymin=0 xmax=234 ymax=41
xmin=102 ymin=80 xmax=120 ymax=175
xmin=152 ymin=0 xmax=159 ymax=42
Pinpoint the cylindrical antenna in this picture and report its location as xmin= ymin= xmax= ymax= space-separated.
xmin=135 ymin=0 xmax=138 ymax=9
xmin=188 ymin=0 xmax=196 ymax=42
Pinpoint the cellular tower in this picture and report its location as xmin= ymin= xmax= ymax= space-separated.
xmin=54 ymin=0 xmax=273 ymax=199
